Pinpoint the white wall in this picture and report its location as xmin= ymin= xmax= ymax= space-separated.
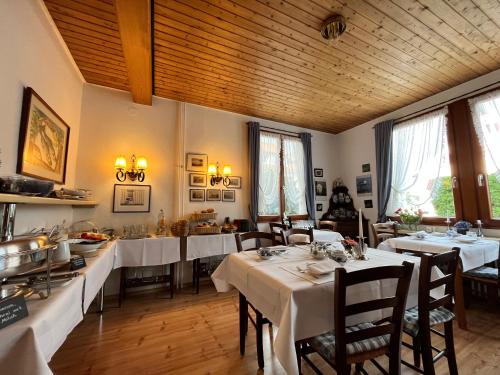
xmin=0 ymin=0 xmax=84 ymax=234
xmin=336 ymin=69 xmax=500 ymax=238
xmin=73 ymin=85 xmax=178 ymax=231
xmin=74 ymin=84 xmax=339 ymax=232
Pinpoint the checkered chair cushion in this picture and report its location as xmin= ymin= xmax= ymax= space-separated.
xmin=463 ymin=266 xmax=499 ymax=280
xmin=403 ymin=306 xmax=455 ymax=337
xmin=309 ymin=322 xmax=390 ymax=359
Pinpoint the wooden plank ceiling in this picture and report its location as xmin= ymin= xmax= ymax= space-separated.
xmin=44 ymin=0 xmax=500 ymax=133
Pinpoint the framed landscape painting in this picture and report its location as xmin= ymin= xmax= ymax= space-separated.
xmin=206 ymin=189 xmax=221 ymax=201
xmin=186 ymin=153 xmax=208 ymax=172
xmin=17 ymin=87 xmax=70 ymax=184
xmin=113 ymin=184 xmax=151 ymax=213
xmin=189 ymin=173 xmax=207 ymax=187
xmin=190 ymin=189 xmax=205 ymax=202
xmin=227 ymin=176 xmax=241 ymax=189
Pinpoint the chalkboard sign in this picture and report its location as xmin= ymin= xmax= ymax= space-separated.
xmin=0 ymin=295 xmax=28 ymax=330
xmin=70 ymin=255 xmax=86 ymax=270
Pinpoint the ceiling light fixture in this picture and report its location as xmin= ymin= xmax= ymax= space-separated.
xmin=320 ymin=14 xmax=346 ymax=41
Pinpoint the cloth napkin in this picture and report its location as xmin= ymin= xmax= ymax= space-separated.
xmin=288 ymin=234 xmax=310 ymax=244
xmin=308 ymin=259 xmax=341 ymax=276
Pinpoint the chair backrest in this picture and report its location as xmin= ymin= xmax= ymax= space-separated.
xmin=269 ymin=222 xmax=289 ymax=244
xmin=234 ymin=231 xmax=285 ymax=252
xmin=418 ymin=248 xmax=460 ymax=319
xmin=286 ymin=227 xmax=314 ymax=244
xmin=371 ymin=222 xmax=398 ymax=247
xmin=319 ymin=220 xmax=337 ymax=231
xmin=334 ymin=262 xmax=414 ymax=368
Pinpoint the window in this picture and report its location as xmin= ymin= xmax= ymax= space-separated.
xmin=469 ymin=90 xmax=500 ymax=221
xmin=387 ymin=108 xmax=456 ymax=218
xmin=258 ymin=132 xmax=307 ymax=220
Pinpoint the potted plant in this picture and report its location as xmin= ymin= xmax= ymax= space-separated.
xmin=395 ymin=207 xmax=423 ymax=231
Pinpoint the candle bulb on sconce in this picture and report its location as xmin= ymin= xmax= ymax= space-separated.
xmin=208 ymin=162 xmax=232 ymax=187
xmin=114 ymin=154 xmax=147 ymax=182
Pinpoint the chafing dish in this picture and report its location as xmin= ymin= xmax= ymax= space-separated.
xmin=0 ymin=235 xmax=57 ymax=278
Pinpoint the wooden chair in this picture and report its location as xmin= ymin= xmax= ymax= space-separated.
xmin=234 ymin=231 xmax=284 ymax=369
xmin=371 ymin=222 xmax=398 ymax=247
xmin=462 ymin=253 xmax=499 ymax=306
xmin=401 ymin=249 xmax=460 ymax=375
xmin=286 ymin=227 xmax=314 ymax=245
xmin=318 ymin=220 xmax=338 ymax=231
xmin=297 ymin=261 xmax=414 ymax=375
xmin=269 ymin=222 xmax=289 ymax=244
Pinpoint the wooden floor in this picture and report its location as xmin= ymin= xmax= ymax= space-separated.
xmin=50 ymin=285 xmax=500 ymax=375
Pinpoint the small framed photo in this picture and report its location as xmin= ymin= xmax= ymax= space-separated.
xmin=206 ymin=189 xmax=221 ymax=201
xmin=364 ymin=199 xmax=373 ymax=208
xmin=362 ymin=163 xmax=371 ymax=173
xmin=17 ymin=87 xmax=70 ymax=184
xmin=189 ymin=173 xmax=207 ymax=187
xmin=314 ymin=168 xmax=323 ymax=178
xmin=227 ymin=176 xmax=242 ymax=189
xmin=316 ymin=203 xmax=323 ymax=212
xmin=189 ymin=189 xmax=205 ymax=202
xmin=222 ymin=189 xmax=235 ymax=202
xmin=113 ymin=184 xmax=151 ymax=213
xmin=315 ymin=180 xmax=327 ymax=200
xmin=356 ymin=175 xmax=373 ymax=196
xmin=186 ymin=153 xmax=208 ymax=172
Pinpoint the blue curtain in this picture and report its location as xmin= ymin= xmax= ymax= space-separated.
xmin=375 ymin=120 xmax=395 ymax=222
xmin=248 ymin=122 xmax=260 ymax=230
xmin=299 ymin=132 xmax=315 ymax=221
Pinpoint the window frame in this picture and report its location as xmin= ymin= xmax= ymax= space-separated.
xmin=388 ymin=86 xmax=500 ymax=229
xmin=257 ymin=131 xmax=308 ymax=223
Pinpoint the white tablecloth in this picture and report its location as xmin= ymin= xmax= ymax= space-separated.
xmin=313 ymin=230 xmax=344 ymax=242
xmin=0 ymin=277 xmax=84 ymax=375
xmin=186 ymin=233 xmax=240 ymax=260
xmin=81 ymin=242 xmax=116 ymax=313
xmin=114 ymin=237 xmax=180 ymax=268
xmin=379 ymin=235 xmax=499 ymax=271
xmin=211 ymin=248 xmax=425 ymax=375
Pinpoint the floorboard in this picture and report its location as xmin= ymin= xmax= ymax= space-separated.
xmin=50 ymin=285 xmax=500 ymax=374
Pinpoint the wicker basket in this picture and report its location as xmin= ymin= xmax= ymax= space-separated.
xmin=191 ymin=212 xmax=217 ymax=221
xmin=170 ymin=220 xmax=189 ymax=237
xmin=192 ymin=225 xmax=222 ymax=235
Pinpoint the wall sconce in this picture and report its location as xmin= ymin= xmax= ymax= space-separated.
xmin=115 ymin=154 xmax=147 ymax=182
xmin=208 ymin=162 xmax=231 ymax=187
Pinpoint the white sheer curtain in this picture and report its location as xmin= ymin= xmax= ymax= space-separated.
xmin=283 ymin=136 xmax=307 ymax=215
xmin=387 ymin=107 xmax=451 ymax=216
xmin=469 ymin=89 xmax=500 ymax=182
xmin=258 ymin=132 xmax=281 ymax=215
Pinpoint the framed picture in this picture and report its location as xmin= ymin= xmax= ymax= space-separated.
xmin=113 ymin=184 xmax=151 ymax=213
xmin=17 ymin=87 xmax=70 ymax=184
xmin=314 ymin=168 xmax=323 ymax=178
xmin=186 ymin=153 xmax=208 ymax=172
xmin=222 ymin=189 xmax=235 ymax=202
xmin=315 ymin=180 xmax=327 ymax=200
xmin=206 ymin=189 xmax=221 ymax=201
xmin=189 ymin=173 xmax=207 ymax=187
xmin=227 ymin=176 xmax=242 ymax=189
xmin=362 ymin=163 xmax=371 ymax=173
xmin=316 ymin=203 xmax=323 ymax=212
xmin=356 ymin=175 xmax=373 ymax=196
xmin=364 ymin=199 xmax=373 ymax=208
xmin=190 ymin=189 xmax=205 ymax=202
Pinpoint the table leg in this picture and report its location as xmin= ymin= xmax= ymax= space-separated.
xmin=169 ymin=263 xmax=175 ymax=299
xmin=192 ymin=259 xmax=200 ymax=294
xmin=119 ymin=267 xmax=127 ymax=307
xmin=454 ymin=261 xmax=467 ymax=330
xmin=96 ymin=285 xmax=104 ymax=313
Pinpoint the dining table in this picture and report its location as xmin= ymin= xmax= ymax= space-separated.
xmin=211 ymin=246 xmax=434 ymax=375
xmin=378 ymin=234 xmax=499 ymax=329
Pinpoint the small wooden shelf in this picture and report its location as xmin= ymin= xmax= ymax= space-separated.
xmin=0 ymin=193 xmax=97 ymax=207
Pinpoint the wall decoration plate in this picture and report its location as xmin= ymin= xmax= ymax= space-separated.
xmin=113 ymin=184 xmax=151 ymax=213
xmin=186 ymin=153 xmax=208 ymax=172
xmin=17 ymin=87 xmax=70 ymax=184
